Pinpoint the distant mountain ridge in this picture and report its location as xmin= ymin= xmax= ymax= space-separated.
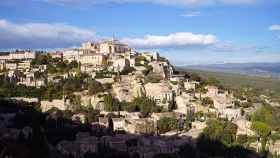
xmin=180 ymin=62 xmax=280 ymax=79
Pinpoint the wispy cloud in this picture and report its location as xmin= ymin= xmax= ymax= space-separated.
xmin=0 ymin=19 xmax=96 ymax=49
xmin=269 ymin=25 xmax=280 ymax=31
xmin=121 ymin=32 xmax=218 ymax=48
xmin=181 ymin=11 xmax=201 ymax=17
xmin=41 ymin=0 xmax=257 ymax=6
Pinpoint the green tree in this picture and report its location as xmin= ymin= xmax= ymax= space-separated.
xmin=251 ymin=121 xmax=271 ymax=152
xmin=188 ymin=72 xmax=202 ymax=82
xmin=201 ymin=97 xmax=214 ymax=106
xmin=251 ymin=104 xmax=280 ymax=130
xmin=131 ymin=96 xmax=159 ymax=117
xmin=104 ymin=95 xmax=116 ymax=111
xmin=120 ymin=67 xmax=136 ymax=75
xmin=203 ymin=119 xmax=237 ymax=146
xmin=168 ymin=100 xmax=176 ymax=112
xmin=88 ymin=79 xmax=104 ymax=95
xmin=44 ymin=82 xmax=56 ymax=101
xmin=251 ymin=121 xmax=271 ymax=138
xmin=70 ymin=95 xmax=82 ymax=111
xmin=68 ymin=60 xmax=79 ymax=69
xmin=31 ymin=54 xmax=51 ymax=65
xmin=206 ymin=77 xmax=221 ymax=87
xmin=237 ymin=134 xmax=249 ymax=146
xmin=157 ymin=117 xmax=178 ymax=134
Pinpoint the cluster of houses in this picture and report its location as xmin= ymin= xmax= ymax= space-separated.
xmin=1 ymin=38 xmax=280 ymax=157
xmin=56 ymin=131 xmax=192 ymax=158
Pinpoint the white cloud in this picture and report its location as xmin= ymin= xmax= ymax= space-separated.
xmin=42 ymin=0 xmax=257 ymax=6
xmin=0 ymin=19 xmax=95 ymax=49
xmin=269 ymin=25 xmax=280 ymax=31
xmin=181 ymin=11 xmax=201 ymax=17
xmin=121 ymin=32 xmax=218 ymax=48
xmin=0 ymin=19 xmax=219 ymax=50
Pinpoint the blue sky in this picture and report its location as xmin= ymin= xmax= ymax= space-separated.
xmin=0 ymin=0 xmax=280 ymax=65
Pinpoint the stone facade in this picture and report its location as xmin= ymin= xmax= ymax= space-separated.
xmin=100 ymin=39 xmax=129 ymax=54
xmin=144 ymin=82 xmax=173 ymax=108
xmin=41 ymin=99 xmax=69 ymax=112
xmin=79 ymin=53 xmax=107 ymax=66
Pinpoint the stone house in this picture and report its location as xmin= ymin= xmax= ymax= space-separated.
xmin=174 ymin=93 xmax=193 ymax=112
xmin=10 ymin=97 xmax=39 ymax=103
xmin=269 ymin=140 xmax=280 ymax=156
xmin=0 ymin=52 xmax=10 ymax=61
xmin=98 ymin=117 xmax=109 ymax=128
xmin=112 ymin=58 xmax=130 ymax=72
xmin=5 ymin=63 xmax=18 ymax=70
xmin=72 ymin=113 xmax=87 ymax=124
xmin=17 ymin=61 xmax=31 ymax=70
xmin=40 ymin=99 xmax=69 ymax=112
xmin=170 ymin=74 xmax=185 ymax=82
xmin=82 ymin=42 xmax=100 ymax=52
xmin=212 ymin=96 xmax=234 ymax=110
xmin=184 ymin=80 xmax=198 ymax=90
xmin=79 ymin=53 xmax=107 ymax=66
xmin=120 ymin=111 xmax=141 ymax=119
xmin=112 ymin=118 xmax=125 ymax=131
xmin=100 ymin=39 xmax=129 ymax=54
xmin=234 ymin=119 xmax=255 ymax=136
xmin=205 ymin=86 xmax=219 ymax=97
xmin=9 ymin=51 xmax=37 ymax=60
xmin=144 ymin=82 xmax=174 ymax=108
xmin=219 ymin=108 xmax=241 ymax=120
xmin=151 ymin=112 xmax=178 ymax=122
xmin=125 ymin=118 xmax=155 ymax=134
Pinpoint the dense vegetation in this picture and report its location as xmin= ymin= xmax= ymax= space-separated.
xmin=31 ymin=54 xmax=79 ymax=74
xmin=203 ymin=119 xmax=238 ymax=146
xmin=158 ymin=117 xmax=179 ymax=134
xmin=103 ymin=95 xmax=162 ymax=117
xmin=0 ymin=71 xmax=104 ymax=102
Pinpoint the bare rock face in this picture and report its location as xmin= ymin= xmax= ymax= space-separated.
xmin=149 ymin=61 xmax=174 ymax=79
xmin=113 ymin=75 xmax=145 ymax=102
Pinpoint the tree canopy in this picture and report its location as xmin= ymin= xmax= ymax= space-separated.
xmin=158 ymin=117 xmax=178 ymax=134
xmin=203 ymin=119 xmax=238 ymax=146
xmin=87 ymin=79 xmax=104 ymax=95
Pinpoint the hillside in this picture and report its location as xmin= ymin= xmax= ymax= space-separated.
xmin=179 ymin=68 xmax=280 ymax=100
xmin=184 ymin=62 xmax=280 ymax=79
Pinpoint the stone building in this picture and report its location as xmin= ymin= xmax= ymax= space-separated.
xmin=100 ymin=39 xmax=129 ymax=54
xmin=9 ymin=51 xmax=37 ymax=60
xmin=40 ymin=99 xmax=69 ymax=112
xmin=79 ymin=53 xmax=107 ymax=66
xmin=144 ymin=82 xmax=173 ymax=108
xmin=112 ymin=58 xmax=130 ymax=72
xmin=82 ymin=42 xmax=100 ymax=52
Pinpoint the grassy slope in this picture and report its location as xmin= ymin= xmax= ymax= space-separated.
xmin=181 ymin=68 xmax=280 ymax=94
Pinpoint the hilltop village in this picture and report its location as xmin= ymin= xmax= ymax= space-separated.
xmin=0 ymin=39 xmax=280 ymax=158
